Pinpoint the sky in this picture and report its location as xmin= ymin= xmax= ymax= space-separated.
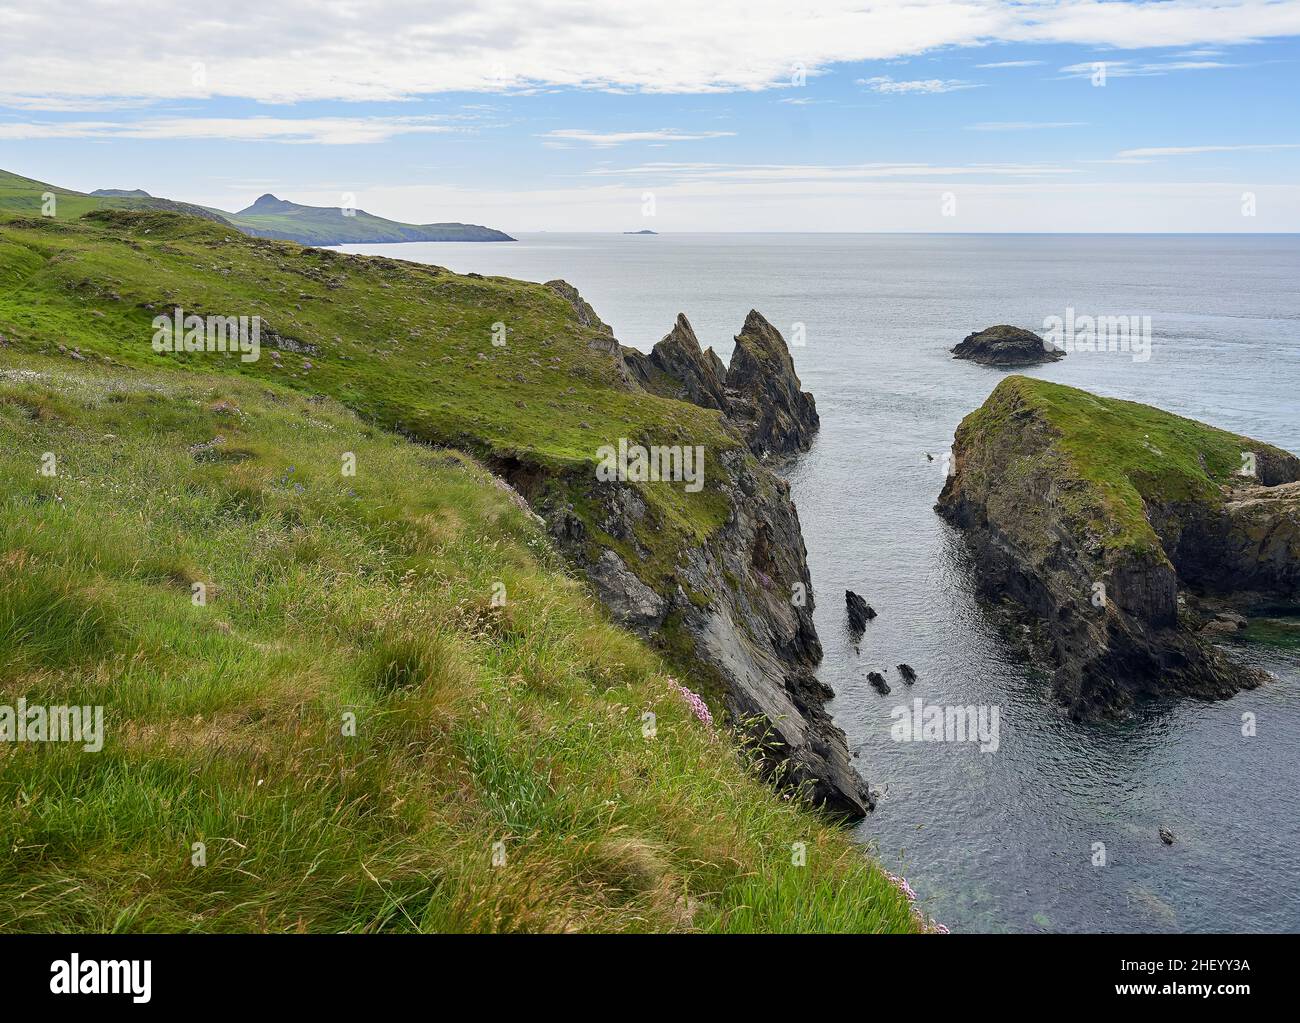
xmin=1 ymin=0 xmax=1298 ymax=232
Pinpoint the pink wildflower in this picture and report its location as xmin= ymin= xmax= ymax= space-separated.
xmin=667 ymin=678 xmax=714 ymax=728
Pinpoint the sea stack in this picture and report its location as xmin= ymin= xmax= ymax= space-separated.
xmin=952 ymin=324 xmax=1063 ymax=367
xmin=937 ymin=375 xmax=1300 ymax=719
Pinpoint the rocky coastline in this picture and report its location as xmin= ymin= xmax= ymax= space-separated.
xmin=520 ymin=289 xmax=870 ymax=816
xmin=937 ymin=375 xmax=1300 ymax=718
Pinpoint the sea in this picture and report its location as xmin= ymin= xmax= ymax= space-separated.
xmin=334 ymin=233 xmax=1300 ymax=933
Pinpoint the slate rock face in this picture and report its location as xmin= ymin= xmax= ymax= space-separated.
xmin=937 ymin=376 xmax=1300 ymax=719
xmin=508 ymin=285 xmax=869 ymax=817
xmin=625 ymin=309 xmax=819 ymax=458
xmin=724 ymin=310 xmax=820 ymax=457
xmin=952 ymin=324 xmax=1064 ymax=367
xmin=625 ymin=313 xmax=731 ymax=412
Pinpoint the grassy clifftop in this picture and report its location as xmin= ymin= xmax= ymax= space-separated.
xmin=0 ymin=206 xmax=736 ymax=584
xmin=0 ymin=353 xmax=923 ymax=932
xmin=0 ymin=200 xmax=926 ymax=931
xmin=955 ymin=375 xmax=1292 ymax=556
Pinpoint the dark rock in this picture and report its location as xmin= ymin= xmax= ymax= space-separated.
xmin=867 ymin=671 xmax=891 ymax=695
xmin=846 ymin=590 xmax=876 ymax=637
xmin=624 ymin=313 xmax=730 ymax=412
xmin=624 ymin=309 xmax=819 ymax=458
xmin=1159 ymin=826 xmax=1175 ymax=845
xmin=897 ymin=663 xmax=917 ymax=683
xmin=952 ymin=324 xmax=1064 ymax=367
xmin=937 ymin=376 xmax=1300 ymax=719
xmin=725 ymin=310 xmax=819 ymax=456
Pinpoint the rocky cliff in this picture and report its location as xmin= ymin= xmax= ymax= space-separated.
xmin=507 ymin=293 xmax=866 ymax=816
xmin=937 ymin=376 xmax=1300 ymax=718
xmin=623 ymin=310 xmax=819 ymax=457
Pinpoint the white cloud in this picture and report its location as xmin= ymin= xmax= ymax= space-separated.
xmin=583 ymin=160 xmax=1077 ymax=182
xmin=967 ymin=121 xmax=1086 ymax=131
xmin=1 ymin=1 xmax=1297 ymax=103
xmin=1116 ymin=143 xmax=1300 ymax=157
xmin=536 ymin=129 xmax=736 ymax=147
xmin=975 ymin=59 xmax=1045 ymax=68
xmin=0 ymin=116 xmax=461 ymax=145
xmin=858 ymin=76 xmax=980 ymax=94
xmin=1059 ymin=58 xmax=1239 ymax=78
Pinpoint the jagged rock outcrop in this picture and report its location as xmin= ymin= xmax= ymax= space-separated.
xmin=845 ymin=590 xmax=875 ymax=637
xmin=503 ymin=286 xmax=867 ymax=817
xmin=623 ymin=310 xmax=819 ymax=458
xmin=725 ymin=311 xmax=820 ymax=456
xmin=623 ymin=313 xmax=730 ymax=412
xmin=937 ymin=375 xmax=1300 ymax=719
xmin=952 ymin=324 xmax=1063 ymax=367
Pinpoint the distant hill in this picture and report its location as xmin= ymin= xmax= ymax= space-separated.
xmin=0 ymin=168 xmax=513 ymax=245
xmin=217 ymin=192 xmax=514 ymax=244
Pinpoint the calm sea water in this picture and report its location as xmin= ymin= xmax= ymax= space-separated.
xmin=336 ymin=234 xmax=1300 ymax=933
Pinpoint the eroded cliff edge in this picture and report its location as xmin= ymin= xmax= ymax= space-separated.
xmin=937 ymin=375 xmax=1300 ymax=718
xmin=513 ymin=294 xmax=869 ymax=816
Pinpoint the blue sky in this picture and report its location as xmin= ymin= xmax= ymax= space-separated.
xmin=1 ymin=1 xmax=1298 ymax=231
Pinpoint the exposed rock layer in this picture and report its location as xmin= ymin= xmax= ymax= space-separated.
xmin=509 ymin=292 xmax=868 ymax=816
xmin=623 ymin=310 xmax=819 ymax=457
xmin=937 ymin=376 xmax=1300 ymax=718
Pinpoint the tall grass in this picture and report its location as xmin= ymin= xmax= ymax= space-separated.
xmin=0 ymin=355 xmax=925 ymax=933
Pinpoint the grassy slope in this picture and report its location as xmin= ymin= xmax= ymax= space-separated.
xmin=220 ymin=204 xmax=511 ymax=244
xmin=0 ymin=353 xmax=922 ymax=933
xmin=0 ymin=208 xmax=735 ymax=582
xmin=958 ymin=375 xmax=1286 ymax=555
xmin=0 ymin=206 xmax=925 ymax=932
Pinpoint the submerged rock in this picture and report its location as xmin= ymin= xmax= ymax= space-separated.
xmin=937 ymin=375 xmax=1300 ymax=719
xmin=846 ymin=590 xmax=876 ymax=637
xmin=1159 ymin=826 xmax=1175 ymax=845
xmin=867 ymin=671 xmax=891 ymax=695
xmin=897 ymin=663 xmax=917 ymax=684
xmin=952 ymin=324 xmax=1064 ymax=367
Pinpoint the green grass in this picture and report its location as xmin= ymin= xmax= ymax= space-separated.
xmin=0 ymin=205 xmax=738 ymax=588
xmin=218 ymin=199 xmax=511 ymax=245
xmin=0 ymin=351 xmax=925 ymax=933
xmin=957 ymin=375 xmax=1289 ymax=555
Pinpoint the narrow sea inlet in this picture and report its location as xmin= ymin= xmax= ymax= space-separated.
xmin=338 ymin=231 xmax=1300 ymax=933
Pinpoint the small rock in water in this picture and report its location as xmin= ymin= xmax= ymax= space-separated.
xmin=867 ymin=670 xmax=890 ymax=695
xmin=897 ymin=663 xmax=917 ymax=684
xmin=1159 ymin=826 xmax=1175 ymax=845
xmin=846 ymin=590 xmax=876 ymax=637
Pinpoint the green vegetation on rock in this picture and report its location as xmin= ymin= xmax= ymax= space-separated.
xmin=0 ymin=183 xmax=922 ymax=932
xmin=957 ymin=375 xmax=1286 ymax=555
